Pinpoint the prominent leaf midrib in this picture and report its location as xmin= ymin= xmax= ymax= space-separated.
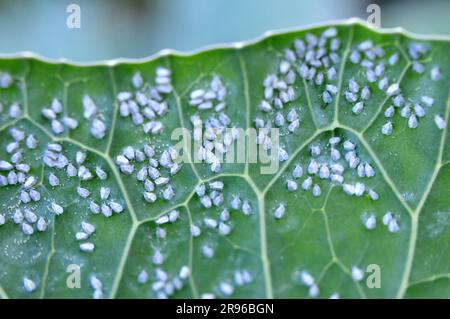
xmin=234 ymin=47 xmax=274 ymax=298
xmin=261 ymin=26 xmax=354 ymax=194
xmin=333 ymin=24 xmax=355 ymax=124
xmin=361 ymin=61 xmax=411 ymax=134
xmin=38 ymin=186 xmax=56 ymax=298
xmin=39 ymin=219 xmax=55 ymax=298
xmin=185 ymin=204 xmax=199 ymax=298
xmin=169 ymin=72 xmax=202 ymax=182
xmin=105 ymin=68 xmax=120 ymax=155
xmin=236 ymin=51 xmax=251 ymax=176
xmin=360 ymin=39 xmax=411 ymax=134
xmin=303 ymin=184 xmax=368 ymax=299
xmin=396 ymin=89 xmax=450 ymax=298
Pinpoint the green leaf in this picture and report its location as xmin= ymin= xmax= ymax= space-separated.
xmin=0 ymin=19 xmax=448 ymax=299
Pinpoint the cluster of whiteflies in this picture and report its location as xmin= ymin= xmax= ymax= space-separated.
xmin=199 ymin=268 xmax=254 ymax=299
xmin=137 ymin=262 xmax=191 ymax=299
xmin=294 ymin=265 xmax=366 ymax=298
xmin=117 ymin=68 xmax=172 ymax=136
xmin=84 ymin=185 xmax=124 ymax=218
xmin=44 ymin=144 xmax=124 ymax=221
xmin=192 ymin=181 xmax=235 ymax=238
xmin=0 ymin=72 xmax=23 ymax=118
xmin=41 ymin=98 xmax=78 ymax=134
xmin=296 ymin=270 xmax=322 ymax=298
xmin=115 ymin=143 xmax=180 ymax=204
xmin=3 ymin=208 xmax=48 ymax=237
xmin=89 ymin=274 xmax=104 ymax=299
xmin=189 ymin=76 xmax=227 ymax=111
xmin=189 ymin=76 xmax=238 ymax=173
xmin=141 ymin=180 xmax=254 ymax=298
xmin=0 ymin=128 xmax=39 ymax=195
xmin=76 ymin=221 xmax=96 ymax=253
xmin=0 ymin=128 xmax=51 ymax=236
xmin=361 ymin=210 xmax=400 ymax=233
xmin=82 ymin=95 xmax=107 ymax=139
xmin=259 ymin=27 xmax=341 ymax=115
xmin=195 ymin=180 xmax=252 ymax=215
xmin=284 ymin=136 xmax=378 ymax=198
xmin=138 ymin=266 xmax=190 ymax=299
xmin=349 ymin=39 xmax=446 ymax=133
xmin=344 ymin=78 xmax=371 ymax=115
xmin=295 ymin=270 xmax=339 ymax=298
xmin=254 ymin=28 xmax=341 ymax=164
xmin=254 ymin=107 xmax=300 ymax=155
xmin=134 ymin=209 xmax=190 ymax=298
xmin=346 ymin=39 xmax=390 ymax=115
xmin=276 ymin=136 xmax=380 ymax=221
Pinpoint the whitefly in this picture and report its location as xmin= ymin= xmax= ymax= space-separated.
xmin=434 ymin=114 xmax=446 ymax=130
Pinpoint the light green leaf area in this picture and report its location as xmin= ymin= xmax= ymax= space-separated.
xmin=0 ymin=20 xmax=449 ymax=299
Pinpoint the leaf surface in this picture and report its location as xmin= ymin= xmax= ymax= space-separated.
xmin=0 ymin=20 xmax=449 ymax=299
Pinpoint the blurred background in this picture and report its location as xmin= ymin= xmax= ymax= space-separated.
xmin=0 ymin=0 xmax=448 ymax=62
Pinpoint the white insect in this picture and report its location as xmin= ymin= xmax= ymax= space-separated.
xmin=80 ymin=242 xmax=95 ymax=253
xmin=242 ymin=200 xmax=252 ymax=215
xmin=77 ymin=187 xmax=90 ymax=198
xmin=364 ymin=214 xmax=377 ymax=230
xmin=190 ymin=224 xmax=201 ymax=237
xmin=137 ymin=270 xmax=149 ymax=284
xmin=434 ymin=114 xmax=446 ymax=130
xmin=204 ymin=217 xmax=218 ymax=229
xmin=22 ymin=223 xmax=34 ymax=236
xmin=81 ymin=221 xmax=96 ymax=235
xmin=386 ymin=83 xmax=400 ymax=96
xmin=152 ymin=250 xmax=164 ymax=265
xmin=286 ymin=179 xmax=298 ymax=192
xmin=300 ymin=271 xmax=315 ymax=287
xmin=292 ymin=165 xmax=303 ymax=179
xmin=219 ymin=282 xmax=234 ymax=296
xmin=301 ymin=177 xmax=312 ymax=190
xmin=381 ymin=121 xmax=393 ymax=135
xmin=368 ymin=189 xmax=379 ymax=201
xmin=351 ymin=266 xmax=364 ymax=282
xmin=312 ymin=184 xmax=321 ymax=197
xmin=218 ymin=222 xmax=231 ymax=236
xmin=273 ymin=203 xmax=286 ymax=219
xmin=36 ymin=217 xmax=47 ymax=232
xmin=51 ymin=202 xmax=64 ymax=215
xmin=23 ymin=277 xmax=37 ymax=293
xmin=388 ymin=219 xmax=400 ymax=233
xmin=309 ymin=284 xmax=319 ymax=298
xmin=201 ymin=244 xmax=214 ymax=258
